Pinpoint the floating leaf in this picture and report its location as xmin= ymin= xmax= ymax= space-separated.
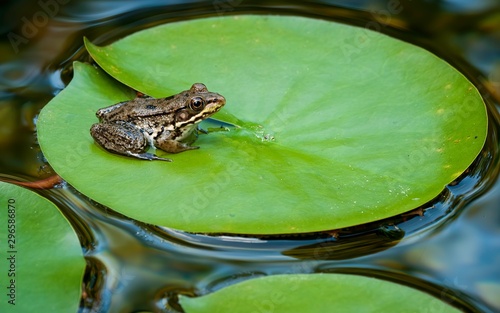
xmin=0 ymin=182 xmax=84 ymax=312
xmin=179 ymin=273 xmax=460 ymax=313
xmin=38 ymin=16 xmax=487 ymax=234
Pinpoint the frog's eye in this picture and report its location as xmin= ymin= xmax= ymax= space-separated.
xmin=190 ymin=97 xmax=205 ymax=111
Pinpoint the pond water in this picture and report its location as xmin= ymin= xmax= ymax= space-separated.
xmin=1 ymin=0 xmax=500 ymax=312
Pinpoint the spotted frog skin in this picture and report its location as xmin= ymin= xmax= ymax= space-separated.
xmin=90 ymin=83 xmax=226 ymax=161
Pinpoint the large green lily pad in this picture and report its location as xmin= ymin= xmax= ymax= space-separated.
xmin=0 ymin=182 xmax=84 ymax=312
xmin=179 ymin=273 xmax=460 ymax=312
xmin=37 ymin=15 xmax=487 ymax=234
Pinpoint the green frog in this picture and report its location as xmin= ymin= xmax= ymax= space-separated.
xmin=90 ymin=83 xmax=225 ymax=161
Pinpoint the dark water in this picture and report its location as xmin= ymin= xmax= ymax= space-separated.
xmin=1 ymin=0 xmax=500 ymax=312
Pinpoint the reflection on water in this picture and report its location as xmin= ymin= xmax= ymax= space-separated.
xmin=1 ymin=0 xmax=499 ymax=312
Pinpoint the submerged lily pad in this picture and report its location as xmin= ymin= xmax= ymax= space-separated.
xmin=0 ymin=182 xmax=84 ymax=312
xmin=179 ymin=274 xmax=460 ymax=312
xmin=38 ymin=15 xmax=487 ymax=234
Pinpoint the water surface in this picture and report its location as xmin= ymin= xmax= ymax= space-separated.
xmin=1 ymin=0 xmax=499 ymax=312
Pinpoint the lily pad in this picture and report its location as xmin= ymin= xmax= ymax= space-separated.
xmin=37 ymin=15 xmax=487 ymax=234
xmin=0 ymin=182 xmax=84 ymax=312
xmin=179 ymin=273 xmax=460 ymax=313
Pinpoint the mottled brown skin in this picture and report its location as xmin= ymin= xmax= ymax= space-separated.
xmin=90 ymin=83 xmax=225 ymax=161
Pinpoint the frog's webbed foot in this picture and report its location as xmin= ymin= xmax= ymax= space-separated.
xmin=197 ymin=127 xmax=209 ymax=135
xmin=127 ymin=152 xmax=172 ymax=162
xmin=197 ymin=126 xmax=229 ymax=134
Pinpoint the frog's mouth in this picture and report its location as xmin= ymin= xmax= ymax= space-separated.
xmin=175 ymin=105 xmax=224 ymax=129
xmin=203 ymin=95 xmax=226 ymax=115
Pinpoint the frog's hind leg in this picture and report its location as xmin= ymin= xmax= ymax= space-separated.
xmin=90 ymin=121 xmax=172 ymax=161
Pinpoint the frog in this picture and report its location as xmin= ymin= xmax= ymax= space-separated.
xmin=90 ymin=83 xmax=226 ymax=161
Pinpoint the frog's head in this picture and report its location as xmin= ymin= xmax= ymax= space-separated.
xmin=175 ymin=83 xmax=226 ymax=128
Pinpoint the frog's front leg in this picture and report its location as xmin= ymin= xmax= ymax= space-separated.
xmin=154 ymin=130 xmax=199 ymax=154
xmin=90 ymin=121 xmax=172 ymax=161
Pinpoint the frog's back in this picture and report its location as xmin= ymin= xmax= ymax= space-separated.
xmin=96 ymin=96 xmax=178 ymax=122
